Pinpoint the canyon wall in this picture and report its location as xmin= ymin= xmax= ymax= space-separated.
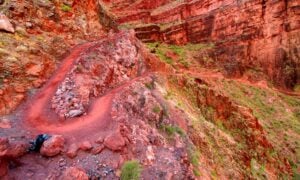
xmin=99 ymin=0 xmax=300 ymax=89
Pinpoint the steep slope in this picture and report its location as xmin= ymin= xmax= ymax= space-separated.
xmin=0 ymin=31 xmax=299 ymax=179
xmin=0 ymin=0 xmax=299 ymax=179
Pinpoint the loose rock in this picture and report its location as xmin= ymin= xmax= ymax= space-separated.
xmin=40 ymin=135 xmax=65 ymax=157
xmin=66 ymin=143 xmax=79 ymax=158
xmin=104 ymin=132 xmax=126 ymax=151
xmin=79 ymin=141 xmax=92 ymax=151
xmin=61 ymin=167 xmax=89 ymax=180
xmin=0 ymin=14 xmax=14 ymax=33
xmin=91 ymin=145 xmax=105 ymax=155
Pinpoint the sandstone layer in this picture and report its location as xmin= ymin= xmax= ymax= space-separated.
xmin=100 ymin=0 xmax=300 ymax=89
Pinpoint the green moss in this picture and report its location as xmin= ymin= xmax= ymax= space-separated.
xmin=211 ymin=170 xmax=218 ymax=180
xmin=160 ymin=124 xmax=185 ymax=136
xmin=144 ymin=82 xmax=154 ymax=90
xmin=187 ymin=146 xmax=202 ymax=176
xmin=250 ymin=159 xmax=266 ymax=179
xmin=61 ymin=4 xmax=72 ymax=12
xmin=294 ymin=84 xmax=300 ymax=93
xmin=146 ymin=42 xmax=214 ymax=67
xmin=152 ymin=105 xmax=161 ymax=114
xmin=121 ymin=160 xmax=142 ymax=180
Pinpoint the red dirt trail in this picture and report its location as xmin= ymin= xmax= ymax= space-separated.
xmin=24 ymin=41 xmax=116 ymax=138
xmin=23 ymin=39 xmax=150 ymax=141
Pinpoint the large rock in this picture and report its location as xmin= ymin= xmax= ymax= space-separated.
xmin=104 ymin=132 xmax=126 ymax=151
xmin=61 ymin=167 xmax=89 ymax=180
xmin=0 ymin=137 xmax=27 ymax=158
xmin=66 ymin=143 xmax=79 ymax=159
xmin=79 ymin=141 xmax=92 ymax=151
xmin=40 ymin=135 xmax=65 ymax=157
xmin=0 ymin=14 xmax=15 ymax=33
xmin=0 ymin=137 xmax=28 ymax=177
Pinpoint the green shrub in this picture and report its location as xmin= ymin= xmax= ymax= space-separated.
xmin=121 ymin=160 xmax=142 ymax=180
xmin=144 ymin=82 xmax=154 ymax=90
xmin=61 ymin=4 xmax=72 ymax=12
xmin=188 ymin=147 xmax=201 ymax=177
xmin=152 ymin=105 xmax=161 ymax=114
xmin=160 ymin=124 xmax=185 ymax=136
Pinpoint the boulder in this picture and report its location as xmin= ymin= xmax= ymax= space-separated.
xmin=66 ymin=143 xmax=79 ymax=158
xmin=0 ymin=137 xmax=28 ymax=177
xmin=0 ymin=14 xmax=14 ymax=33
xmin=5 ymin=142 xmax=27 ymax=158
xmin=104 ymin=132 xmax=126 ymax=151
xmin=61 ymin=167 xmax=89 ymax=180
xmin=79 ymin=141 xmax=92 ymax=151
xmin=0 ymin=137 xmax=27 ymax=158
xmin=40 ymin=135 xmax=65 ymax=157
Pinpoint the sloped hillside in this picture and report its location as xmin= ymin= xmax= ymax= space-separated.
xmin=0 ymin=0 xmax=299 ymax=179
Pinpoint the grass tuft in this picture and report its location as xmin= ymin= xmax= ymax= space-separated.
xmin=121 ymin=160 xmax=142 ymax=180
xmin=61 ymin=4 xmax=72 ymax=12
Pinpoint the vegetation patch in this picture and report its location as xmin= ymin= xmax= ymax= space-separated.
xmin=121 ymin=160 xmax=142 ymax=180
xmin=152 ymin=105 xmax=161 ymax=114
xmin=144 ymin=82 xmax=154 ymax=90
xmin=146 ymin=42 xmax=214 ymax=68
xmin=220 ymin=79 xmax=300 ymax=176
xmin=61 ymin=4 xmax=72 ymax=12
xmin=188 ymin=146 xmax=201 ymax=177
xmin=160 ymin=124 xmax=185 ymax=137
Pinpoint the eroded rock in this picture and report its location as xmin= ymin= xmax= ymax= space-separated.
xmin=40 ymin=135 xmax=65 ymax=157
xmin=0 ymin=137 xmax=28 ymax=177
xmin=104 ymin=132 xmax=126 ymax=151
xmin=91 ymin=144 xmax=105 ymax=155
xmin=0 ymin=14 xmax=14 ymax=33
xmin=66 ymin=143 xmax=79 ymax=159
xmin=79 ymin=141 xmax=92 ymax=151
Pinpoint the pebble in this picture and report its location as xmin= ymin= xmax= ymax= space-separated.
xmin=25 ymin=22 xmax=33 ymax=28
xmin=68 ymin=109 xmax=84 ymax=118
xmin=59 ymin=158 xmax=67 ymax=167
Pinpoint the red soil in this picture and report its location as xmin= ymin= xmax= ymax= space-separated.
xmin=23 ymin=40 xmax=116 ymax=142
xmin=23 ymin=35 xmax=150 ymax=140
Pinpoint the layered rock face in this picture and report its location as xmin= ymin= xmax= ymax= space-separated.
xmin=99 ymin=0 xmax=300 ymax=89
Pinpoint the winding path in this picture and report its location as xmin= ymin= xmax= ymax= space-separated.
xmin=24 ymin=41 xmax=114 ymax=136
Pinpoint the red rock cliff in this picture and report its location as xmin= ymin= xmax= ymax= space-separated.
xmin=99 ymin=0 xmax=300 ymax=89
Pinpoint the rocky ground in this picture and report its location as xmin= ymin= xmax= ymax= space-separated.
xmin=0 ymin=0 xmax=299 ymax=180
xmin=0 ymin=0 xmax=104 ymax=115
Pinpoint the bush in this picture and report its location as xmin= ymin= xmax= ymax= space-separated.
xmin=61 ymin=4 xmax=72 ymax=12
xmin=152 ymin=105 xmax=161 ymax=113
xmin=160 ymin=124 xmax=185 ymax=136
xmin=121 ymin=160 xmax=142 ymax=180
